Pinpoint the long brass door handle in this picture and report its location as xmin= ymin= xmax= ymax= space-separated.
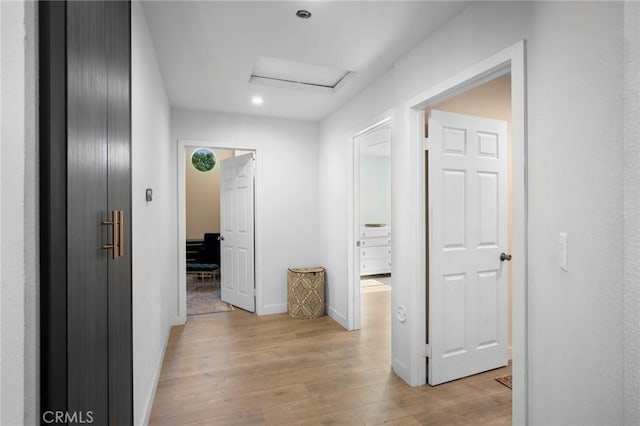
xmin=118 ymin=210 xmax=124 ymax=257
xmin=102 ymin=210 xmax=124 ymax=259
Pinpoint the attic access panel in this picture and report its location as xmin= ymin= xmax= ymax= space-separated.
xmin=249 ymin=56 xmax=354 ymax=94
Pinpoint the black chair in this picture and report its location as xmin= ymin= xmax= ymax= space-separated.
xmin=200 ymin=233 xmax=221 ymax=265
xmin=186 ymin=233 xmax=220 ymax=283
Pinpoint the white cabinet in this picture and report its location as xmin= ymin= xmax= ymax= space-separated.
xmin=360 ymin=226 xmax=391 ymax=276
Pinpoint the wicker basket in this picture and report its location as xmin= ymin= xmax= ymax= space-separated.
xmin=287 ymin=267 xmax=325 ymax=319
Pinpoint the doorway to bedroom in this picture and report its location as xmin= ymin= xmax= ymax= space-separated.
xmin=423 ymin=74 xmax=514 ymax=387
xmin=184 ymin=147 xmax=233 ymax=316
xmin=351 ymin=118 xmax=392 ymax=331
xmin=180 ymin=143 xmax=257 ymax=318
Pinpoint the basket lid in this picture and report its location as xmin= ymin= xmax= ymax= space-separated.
xmin=288 ymin=267 xmax=324 ymax=274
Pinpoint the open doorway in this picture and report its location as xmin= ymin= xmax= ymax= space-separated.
xmin=178 ymin=141 xmax=258 ymax=322
xmin=184 ymin=147 xmax=234 ymax=316
xmin=405 ymin=41 xmax=527 ymax=423
xmin=424 ymin=74 xmax=513 ymax=385
xmin=351 ymin=118 xmax=392 ymax=331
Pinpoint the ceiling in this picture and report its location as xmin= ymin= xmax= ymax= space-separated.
xmin=142 ymin=1 xmax=469 ymax=122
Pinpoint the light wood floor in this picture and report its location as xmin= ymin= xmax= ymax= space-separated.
xmin=150 ymin=289 xmax=511 ymax=425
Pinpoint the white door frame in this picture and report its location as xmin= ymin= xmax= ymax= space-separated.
xmin=176 ymin=139 xmax=262 ymax=323
xmin=348 ymin=116 xmax=391 ymax=331
xmin=404 ymin=40 xmax=527 ymax=424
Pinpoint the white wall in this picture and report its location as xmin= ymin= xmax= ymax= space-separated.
xmin=623 ymin=1 xmax=640 ymax=424
xmin=132 ymin=3 xmax=177 ymax=425
xmin=320 ymin=2 xmax=632 ymax=424
xmin=395 ymin=2 xmax=625 ymax=423
xmin=318 ymin=70 xmax=394 ymax=327
xmin=0 ymin=1 xmax=38 ymax=424
xmin=522 ymin=5 xmax=622 ymax=423
xmin=172 ymin=109 xmax=320 ymax=314
xmin=185 ymin=148 xmax=234 ymax=239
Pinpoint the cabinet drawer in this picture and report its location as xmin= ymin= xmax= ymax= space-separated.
xmin=360 ymin=258 xmax=392 ymax=274
xmin=360 ymin=237 xmax=391 ymax=247
xmin=360 ymin=246 xmax=391 ymax=259
xmin=361 ymin=227 xmax=391 ymax=238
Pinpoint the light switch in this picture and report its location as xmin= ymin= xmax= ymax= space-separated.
xmin=559 ymin=232 xmax=568 ymax=271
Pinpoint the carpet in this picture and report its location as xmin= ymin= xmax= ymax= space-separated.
xmin=186 ymin=275 xmax=234 ymax=316
xmin=495 ymin=375 xmax=512 ymax=389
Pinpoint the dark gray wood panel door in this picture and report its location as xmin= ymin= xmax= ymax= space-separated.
xmin=106 ymin=1 xmax=133 ymax=423
xmin=67 ymin=1 xmax=110 ymax=422
xmin=66 ymin=1 xmax=132 ymax=424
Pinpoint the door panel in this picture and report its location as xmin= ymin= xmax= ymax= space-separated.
xmin=442 ymin=169 xmax=466 ymax=249
xmin=428 ymin=110 xmax=508 ymax=386
xmin=477 ymin=270 xmax=499 ymax=347
xmin=478 ymin=172 xmax=498 ymax=246
xmin=106 ymin=1 xmax=133 ymax=423
xmin=39 ymin=1 xmax=69 ymax=414
xmin=220 ymin=154 xmax=256 ymax=312
xmin=67 ymin=1 xmax=109 ymax=420
xmin=43 ymin=1 xmax=132 ymax=423
xmin=443 ymin=273 xmax=466 ymax=357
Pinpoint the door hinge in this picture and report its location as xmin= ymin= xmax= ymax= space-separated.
xmin=423 ymin=344 xmax=431 ymax=358
xmin=356 ymin=240 xmax=361 ymax=247
xmin=424 ymin=137 xmax=430 ymax=151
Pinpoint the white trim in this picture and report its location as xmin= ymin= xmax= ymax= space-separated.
xmin=140 ymin=327 xmax=171 ymax=426
xmin=260 ymin=303 xmax=286 ymax=315
xmin=177 ymin=139 xmax=263 ymax=320
xmin=392 ymin=358 xmax=409 ymax=381
xmin=403 ymin=40 xmax=527 ymax=425
xmin=347 ymin=113 xmax=392 ymax=331
xmin=328 ymin=306 xmax=348 ymax=330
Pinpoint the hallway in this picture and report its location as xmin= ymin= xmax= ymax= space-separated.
xmin=150 ymin=289 xmax=511 ymax=425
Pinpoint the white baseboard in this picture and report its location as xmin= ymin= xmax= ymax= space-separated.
xmin=328 ymin=306 xmax=348 ymax=329
xmin=392 ymin=358 xmax=411 ymax=385
xmin=140 ymin=325 xmax=171 ymax=426
xmin=259 ymin=303 xmax=287 ymax=315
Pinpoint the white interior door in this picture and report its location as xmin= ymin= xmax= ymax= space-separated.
xmin=220 ymin=153 xmax=255 ymax=312
xmin=428 ymin=110 xmax=508 ymax=385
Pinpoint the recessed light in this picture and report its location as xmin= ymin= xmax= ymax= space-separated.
xmin=251 ymin=96 xmax=264 ymax=106
xmin=296 ymin=9 xmax=311 ymax=19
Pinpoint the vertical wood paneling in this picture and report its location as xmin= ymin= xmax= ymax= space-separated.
xmin=42 ymin=1 xmax=132 ymax=423
xmin=66 ymin=1 xmax=109 ymax=422
xmin=106 ymin=1 xmax=133 ymax=424
xmin=39 ymin=1 xmax=68 ymax=415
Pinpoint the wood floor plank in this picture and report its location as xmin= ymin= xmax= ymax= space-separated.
xmin=150 ymin=287 xmax=511 ymax=425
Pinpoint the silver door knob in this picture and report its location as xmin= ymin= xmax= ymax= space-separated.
xmin=500 ymin=253 xmax=512 ymax=261
xmin=218 ymin=235 xmax=224 ymax=241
